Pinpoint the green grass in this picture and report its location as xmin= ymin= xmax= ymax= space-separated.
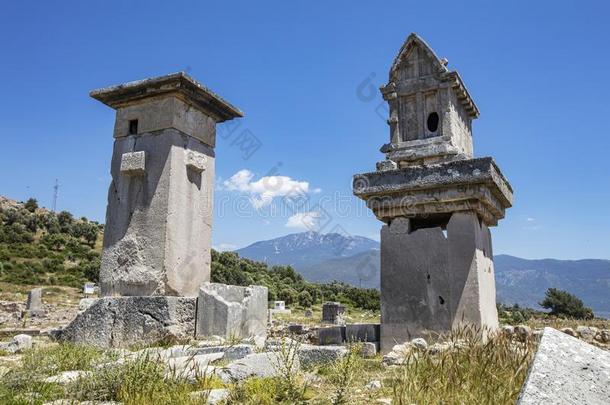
xmin=389 ymin=327 xmax=536 ymax=404
xmin=0 ymin=343 xmax=222 ymax=405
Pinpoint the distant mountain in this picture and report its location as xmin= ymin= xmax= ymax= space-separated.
xmin=235 ymin=231 xmax=379 ymax=269
xmin=235 ymin=232 xmax=610 ymax=317
xmin=494 ymin=255 xmax=610 ymax=318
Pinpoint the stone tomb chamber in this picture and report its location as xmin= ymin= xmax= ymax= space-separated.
xmin=353 ymin=33 xmax=513 ymax=352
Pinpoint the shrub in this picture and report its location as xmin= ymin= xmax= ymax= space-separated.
xmin=297 ymin=290 xmax=313 ymax=308
xmin=24 ymin=198 xmax=38 ymax=212
xmin=540 ymin=288 xmax=594 ymax=319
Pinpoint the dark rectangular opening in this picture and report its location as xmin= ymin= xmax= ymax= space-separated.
xmin=410 ymin=213 xmax=452 ymax=232
xmin=128 ymin=119 xmax=139 ymax=135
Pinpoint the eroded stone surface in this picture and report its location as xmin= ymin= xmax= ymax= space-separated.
xmin=352 ymin=34 xmax=512 ymax=353
xmin=217 ymin=351 xmax=299 ymax=383
xmin=93 ymin=73 xmax=242 ymax=297
xmin=196 ymin=283 xmax=267 ymax=345
xmin=322 ymin=302 xmax=346 ymax=325
xmin=60 ymin=296 xmax=196 ymax=347
xmin=297 ymin=344 xmax=348 ymax=368
xmin=518 ymin=327 xmax=610 ymax=404
xmin=380 ymin=212 xmax=498 ymax=351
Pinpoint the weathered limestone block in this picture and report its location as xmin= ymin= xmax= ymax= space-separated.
xmin=380 ymin=212 xmax=498 ymax=351
xmin=196 ymin=283 xmax=267 ymax=344
xmin=92 ymin=72 xmax=243 ymax=297
xmin=353 ymin=157 xmax=512 ymax=226
xmin=25 ymin=287 xmax=44 ymax=316
xmin=297 ymin=344 xmax=348 ymax=368
xmin=322 ymin=302 xmax=346 ymax=324
xmin=60 ymin=296 xmax=196 ymax=347
xmin=345 ymin=324 xmax=380 ymax=343
xmin=518 ymin=327 xmax=610 ymax=404
xmin=317 ymin=326 xmax=346 ymax=345
xmin=217 ymin=351 xmax=299 ymax=383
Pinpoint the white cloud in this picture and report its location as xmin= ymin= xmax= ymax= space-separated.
xmin=224 ymin=169 xmax=314 ymax=209
xmin=286 ymin=211 xmax=321 ymax=230
xmin=213 ymin=243 xmax=237 ymax=252
xmin=526 ymin=217 xmax=535 ymax=222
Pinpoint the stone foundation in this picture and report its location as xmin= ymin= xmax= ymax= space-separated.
xmin=60 ymin=296 xmax=196 ymax=347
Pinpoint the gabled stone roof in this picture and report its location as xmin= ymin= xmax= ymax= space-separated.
xmin=387 ymin=33 xmax=479 ymax=119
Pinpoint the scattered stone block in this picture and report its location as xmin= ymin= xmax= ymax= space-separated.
xmin=24 ymin=288 xmax=44 ymax=317
xmin=322 ymin=302 xmax=346 ymax=324
xmin=410 ymin=337 xmax=428 ymax=350
xmin=597 ymin=329 xmax=610 ymax=343
xmin=223 ymin=344 xmax=255 ymax=361
xmin=576 ymin=325 xmax=598 ymax=340
xmin=514 ymin=325 xmax=532 ymax=341
xmin=0 ymin=334 xmax=33 ymax=354
xmin=501 ymin=325 xmax=514 ymax=336
xmin=288 ymin=324 xmax=305 ymax=335
xmin=198 ymin=388 xmax=230 ymax=404
xmin=196 ymin=283 xmax=267 ymax=345
xmin=360 ymin=342 xmax=377 ymax=358
xmin=218 ymin=351 xmax=299 ymax=383
xmin=297 ymin=344 xmax=348 ymax=368
xmin=345 ymin=323 xmax=380 ymax=343
xmin=318 ymin=326 xmax=346 ymax=345
xmin=365 ymin=380 xmax=382 ymax=390
xmin=43 ymin=370 xmax=92 ymax=385
xmin=167 ymin=353 xmax=224 ymax=380
xmin=518 ymin=327 xmax=610 ymax=404
xmin=60 ymin=296 xmax=196 ymax=347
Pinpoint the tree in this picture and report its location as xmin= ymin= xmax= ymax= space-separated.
xmin=297 ymin=290 xmax=313 ymax=308
xmin=540 ymin=288 xmax=594 ymax=319
xmin=24 ymin=198 xmax=38 ymax=212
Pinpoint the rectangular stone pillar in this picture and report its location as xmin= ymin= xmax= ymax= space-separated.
xmin=91 ymin=73 xmax=243 ymax=297
xmin=380 ymin=212 xmax=498 ymax=351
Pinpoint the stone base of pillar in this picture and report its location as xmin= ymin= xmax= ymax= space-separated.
xmin=60 ymin=296 xmax=197 ymax=348
xmin=380 ymin=211 xmax=498 ymax=352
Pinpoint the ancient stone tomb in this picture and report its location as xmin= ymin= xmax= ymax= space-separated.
xmin=61 ymin=73 xmax=269 ymax=347
xmin=91 ymin=72 xmax=242 ymax=297
xmin=353 ymin=33 xmax=513 ymax=352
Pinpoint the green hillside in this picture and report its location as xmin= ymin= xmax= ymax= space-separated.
xmin=0 ymin=196 xmax=379 ymax=310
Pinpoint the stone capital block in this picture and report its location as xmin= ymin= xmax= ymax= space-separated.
xmin=120 ymin=151 xmax=146 ymax=176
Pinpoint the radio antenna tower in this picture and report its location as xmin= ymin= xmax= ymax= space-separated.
xmin=52 ymin=179 xmax=60 ymax=212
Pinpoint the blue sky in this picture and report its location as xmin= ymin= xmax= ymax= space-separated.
xmin=1 ymin=1 xmax=609 ymax=260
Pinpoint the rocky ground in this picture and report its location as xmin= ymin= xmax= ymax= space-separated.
xmin=0 ymin=288 xmax=609 ymax=404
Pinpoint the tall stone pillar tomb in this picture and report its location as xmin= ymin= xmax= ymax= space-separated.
xmin=91 ymin=72 xmax=243 ymax=297
xmin=352 ymin=34 xmax=513 ymax=351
